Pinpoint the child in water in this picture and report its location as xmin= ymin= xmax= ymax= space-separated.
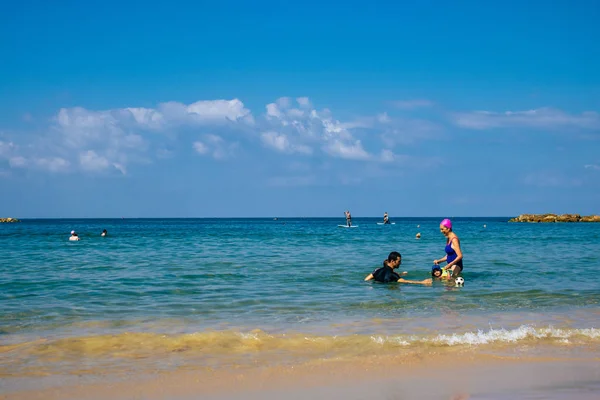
xmin=431 ymin=266 xmax=453 ymax=280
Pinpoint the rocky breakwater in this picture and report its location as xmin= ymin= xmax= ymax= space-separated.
xmin=509 ymin=214 xmax=600 ymax=223
xmin=0 ymin=217 xmax=20 ymax=223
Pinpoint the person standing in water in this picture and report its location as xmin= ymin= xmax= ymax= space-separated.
xmin=344 ymin=210 xmax=352 ymax=227
xmin=69 ymin=230 xmax=80 ymax=241
xmin=383 ymin=212 xmax=389 ymax=224
xmin=433 ymin=219 xmax=464 ymax=277
xmin=101 ymin=229 xmax=108 ymax=237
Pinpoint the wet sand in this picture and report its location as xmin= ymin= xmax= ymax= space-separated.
xmin=4 ymin=351 xmax=600 ymax=400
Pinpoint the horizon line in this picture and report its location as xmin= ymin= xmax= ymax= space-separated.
xmin=5 ymin=216 xmax=515 ymax=220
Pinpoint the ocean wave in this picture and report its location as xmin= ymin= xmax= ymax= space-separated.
xmin=2 ymin=326 xmax=598 ymax=359
xmin=2 ymin=325 xmax=599 ymax=378
xmin=426 ymin=326 xmax=600 ymax=346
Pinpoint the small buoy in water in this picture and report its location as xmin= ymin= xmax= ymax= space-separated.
xmin=483 ymin=224 xmax=486 ymax=228
xmin=416 ymin=232 xmax=421 ymax=239
xmin=417 ymin=224 xmax=420 ymax=228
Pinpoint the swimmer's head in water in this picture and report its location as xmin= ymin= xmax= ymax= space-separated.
xmin=385 ymin=251 xmax=402 ymax=268
xmin=71 ymin=230 xmax=75 ymax=235
xmin=432 ymin=266 xmax=443 ymax=277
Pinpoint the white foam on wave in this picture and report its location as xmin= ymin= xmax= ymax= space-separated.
xmin=370 ymin=335 xmax=410 ymax=346
xmin=368 ymin=326 xmax=600 ymax=347
xmin=428 ymin=325 xmax=600 ymax=346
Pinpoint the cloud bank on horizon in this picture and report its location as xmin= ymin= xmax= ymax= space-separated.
xmin=2 ymin=98 xmax=598 ymax=177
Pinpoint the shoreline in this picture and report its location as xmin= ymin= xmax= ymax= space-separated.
xmin=3 ymin=351 xmax=600 ymax=400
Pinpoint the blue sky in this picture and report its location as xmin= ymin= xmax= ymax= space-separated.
xmin=1 ymin=0 xmax=599 ymax=217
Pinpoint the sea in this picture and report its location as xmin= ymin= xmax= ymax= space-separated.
xmin=1 ymin=217 xmax=600 ymax=398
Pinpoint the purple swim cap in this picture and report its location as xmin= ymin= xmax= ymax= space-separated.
xmin=440 ymin=219 xmax=452 ymax=230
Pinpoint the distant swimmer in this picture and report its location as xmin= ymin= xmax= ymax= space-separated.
xmin=101 ymin=229 xmax=107 ymax=237
xmin=69 ymin=230 xmax=80 ymax=241
xmin=383 ymin=212 xmax=390 ymax=224
xmin=433 ymin=219 xmax=464 ymax=278
xmin=344 ymin=210 xmax=352 ymax=227
xmin=416 ymin=232 xmax=421 ymax=239
xmin=364 ymin=252 xmax=432 ymax=285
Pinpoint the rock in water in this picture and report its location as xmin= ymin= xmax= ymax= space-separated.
xmin=0 ymin=217 xmax=20 ymax=223
xmin=581 ymin=215 xmax=600 ymax=222
xmin=509 ymin=214 xmax=600 ymax=223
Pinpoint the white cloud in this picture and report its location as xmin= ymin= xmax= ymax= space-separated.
xmin=56 ymin=107 xmax=134 ymax=151
xmin=453 ymin=108 xmax=600 ymax=130
xmin=263 ymin=97 xmax=374 ymax=161
xmin=125 ymin=107 xmax=164 ymax=129
xmin=585 ymin=164 xmax=600 ymax=170
xmin=276 ymin=97 xmax=292 ymax=109
xmin=392 ymin=99 xmax=434 ymax=110
xmin=57 ymin=99 xmax=253 ymax=136
xmin=193 ymin=134 xmax=237 ymax=160
xmin=36 ymin=98 xmax=253 ymax=173
xmin=380 ymin=149 xmax=395 ymax=162
xmin=9 ymin=156 xmax=27 ymax=168
xmin=35 ymin=157 xmax=70 ymax=173
xmin=261 ymin=132 xmax=289 ymax=152
xmin=193 ymin=142 xmax=209 ymax=155
xmin=2 ymin=96 xmax=444 ymax=178
xmin=266 ymin=103 xmax=283 ymax=118
xmin=0 ymin=141 xmax=16 ymax=158
xmin=8 ymin=155 xmax=70 ymax=172
xmin=185 ymin=99 xmax=253 ymax=124
xmin=379 ymin=117 xmax=442 ymax=146
xmin=79 ymin=150 xmax=124 ymax=174
xmin=260 ymin=131 xmax=312 ymax=155
xmin=377 ymin=113 xmax=391 ymax=123
xmin=323 ymin=139 xmax=370 ymax=160
xmin=296 ymin=97 xmax=312 ymax=108
xmin=286 ymin=108 xmax=305 ymax=118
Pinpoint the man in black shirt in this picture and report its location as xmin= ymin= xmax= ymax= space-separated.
xmin=364 ymin=251 xmax=432 ymax=285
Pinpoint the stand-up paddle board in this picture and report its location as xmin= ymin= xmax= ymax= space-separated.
xmin=338 ymin=225 xmax=359 ymax=228
xmin=376 ymin=222 xmax=396 ymax=225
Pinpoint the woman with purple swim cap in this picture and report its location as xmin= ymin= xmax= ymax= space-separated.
xmin=433 ymin=218 xmax=463 ymax=277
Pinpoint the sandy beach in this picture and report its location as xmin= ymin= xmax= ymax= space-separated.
xmin=3 ymin=344 xmax=600 ymax=400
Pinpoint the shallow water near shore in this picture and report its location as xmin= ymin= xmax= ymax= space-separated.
xmin=1 ymin=217 xmax=600 ymax=396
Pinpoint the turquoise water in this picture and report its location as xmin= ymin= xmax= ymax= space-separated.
xmin=2 ymin=217 xmax=600 ymax=340
xmin=2 ymin=217 xmax=600 ymax=386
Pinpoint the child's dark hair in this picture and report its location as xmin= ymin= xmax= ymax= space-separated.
xmin=432 ymin=267 xmax=442 ymax=277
